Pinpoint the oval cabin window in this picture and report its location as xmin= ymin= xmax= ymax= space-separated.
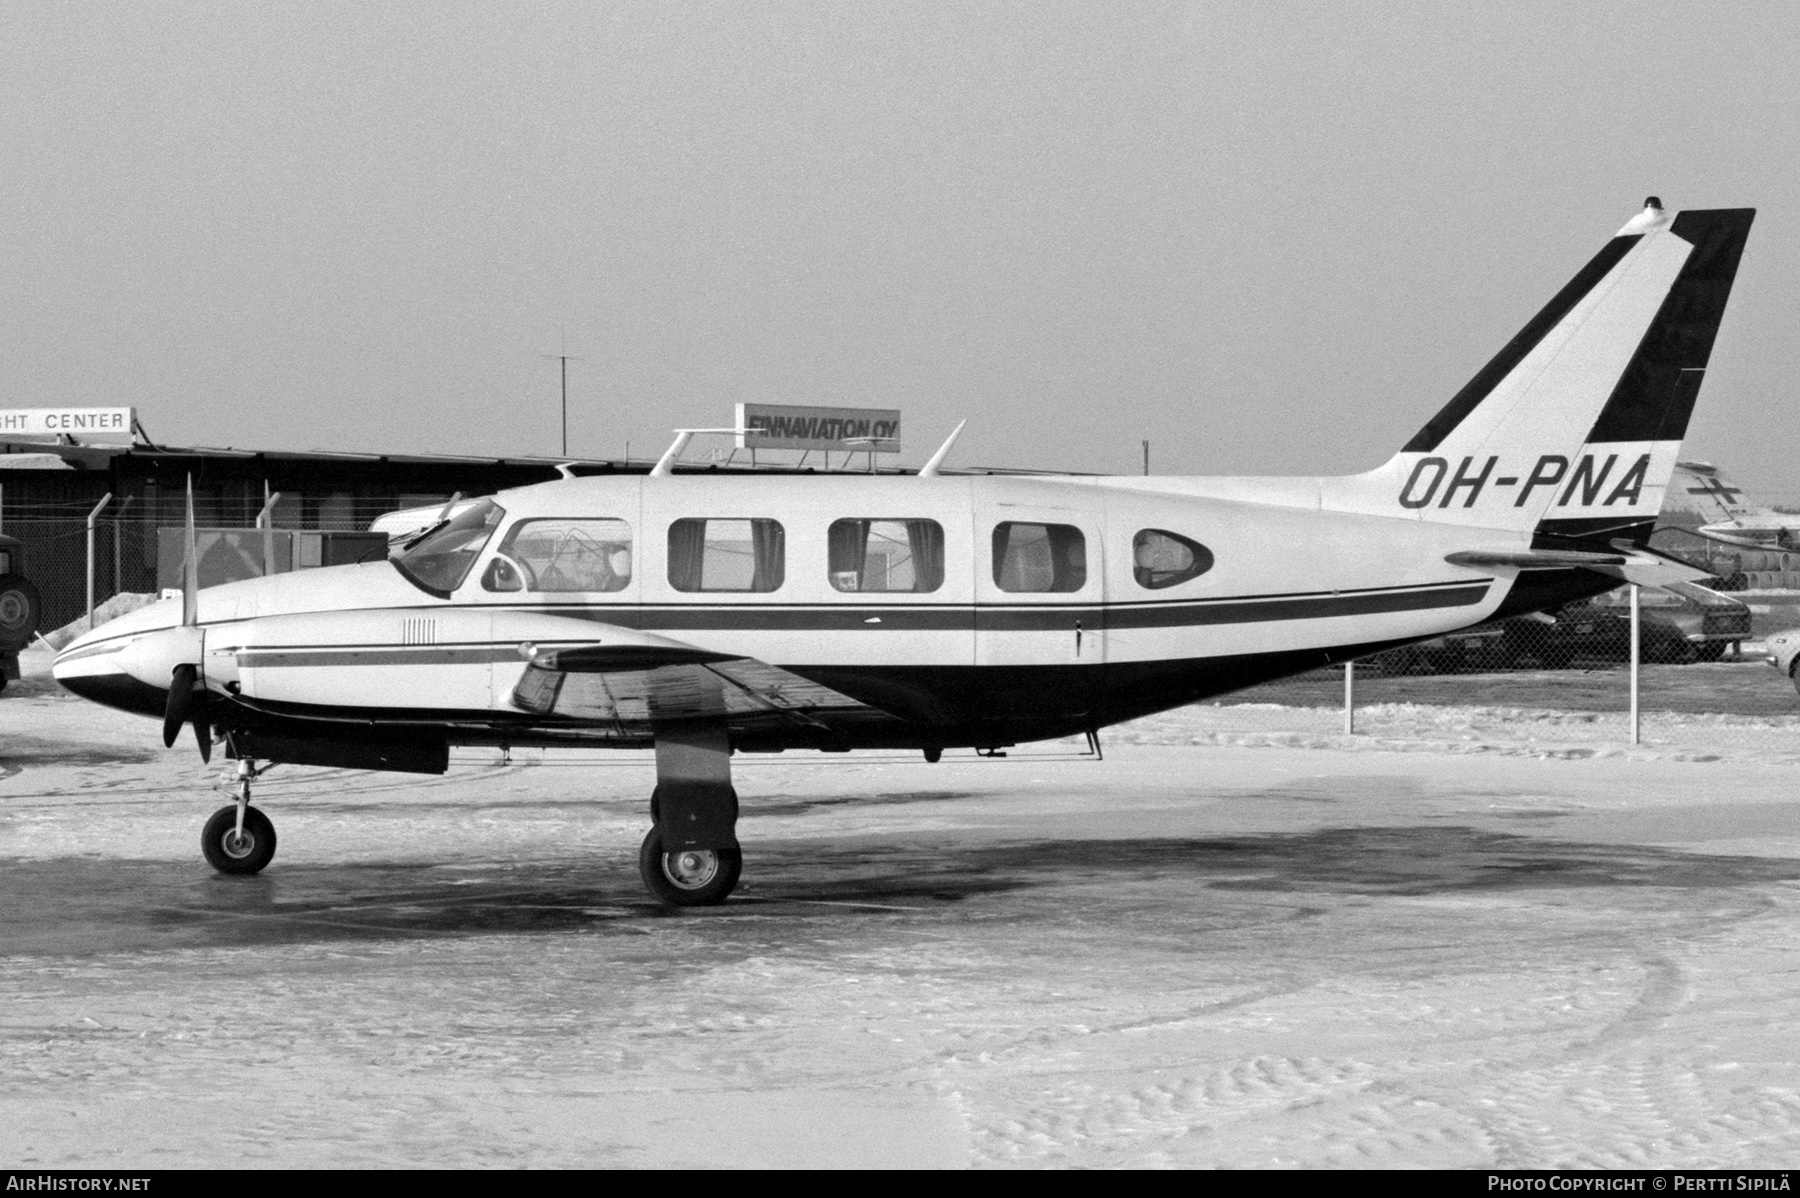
xmin=1132 ymin=529 xmax=1213 ymax=590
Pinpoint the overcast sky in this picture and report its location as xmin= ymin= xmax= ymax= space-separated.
xmin=4 ymin=2 xmax=1797 ymax=494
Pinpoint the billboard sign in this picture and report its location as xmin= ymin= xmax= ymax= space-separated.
xmin=0 ymin=407 xmax=136 ymax=442
xmin=736 ymin=404 xmax=901 ymax=454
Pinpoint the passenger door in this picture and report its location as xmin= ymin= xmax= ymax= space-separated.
xmin=972 ymin=498 xmax=1107 ymax=669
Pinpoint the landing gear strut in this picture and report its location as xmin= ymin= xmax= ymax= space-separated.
xmin=202 ymin=758 xmax=277 ymax=875
xmin=640 ymin=725 xmax=741 ymax=906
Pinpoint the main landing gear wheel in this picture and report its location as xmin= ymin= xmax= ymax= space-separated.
xmin=202 ymin=804 xmax=277 ymax=875
xmin=638 ymin=826 xmax=741 ymax=907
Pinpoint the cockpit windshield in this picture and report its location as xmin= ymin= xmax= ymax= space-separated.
xmin=392 ymin=499 xmax=505 ymax=595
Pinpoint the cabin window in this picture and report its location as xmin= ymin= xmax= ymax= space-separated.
xmin=483 ymin=518 xmax=632 ymax=593
xmin=393 ymin=499 xmax=505 ymax=595
xmin=828 ymin=519 xmax=945 ymax=593
xmin=1132 ymin=529 xmax=1214 ymax=590
xmin=667 ymin=518 xmax=785 ymax=593
xmin=992 ymin=522 xmax=1086 ymax=593
xmin=0 ymin=551 xmax=11 ymax=575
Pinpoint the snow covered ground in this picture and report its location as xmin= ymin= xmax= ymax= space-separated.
xmin=5 ymin=646 xmax=1800 ymax=1167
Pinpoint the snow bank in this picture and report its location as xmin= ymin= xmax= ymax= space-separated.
xmin=40 ymin=592 xmax=159 ymax=650
xmin=1105 ymin=701 xmax=1800 ymax=765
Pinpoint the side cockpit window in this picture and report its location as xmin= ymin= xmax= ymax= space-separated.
xmin=668 ymin=518 xmax=785 ymax=593
xmin=993 ymin=522 xmax=1086 ymax=593
xmin=828 ymin=519 xmax=944 ymax=593
xmin=483 ymin=518 xmax=632 ymax=593
xmin=1133 ymin=528 xmax=1213 ymax=590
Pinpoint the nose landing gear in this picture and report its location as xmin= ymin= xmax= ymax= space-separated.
xmin=201 ymin=758 xmax=277 ymax=875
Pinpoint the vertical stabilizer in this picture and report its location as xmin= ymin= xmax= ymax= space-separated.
xmin=1666 ymin=460 xmax=1756 ymax=522
xmin=1328 ymin=200 xmax=1755 ymax=546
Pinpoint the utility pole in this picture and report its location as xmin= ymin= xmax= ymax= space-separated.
xmin=542 ymin=333 xmax=584 ymax=457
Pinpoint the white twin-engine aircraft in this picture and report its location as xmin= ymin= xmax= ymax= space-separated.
xmin=54 ymin=199 xmax=1755 ymax=906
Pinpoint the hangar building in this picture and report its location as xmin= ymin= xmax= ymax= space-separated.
xmin=1 ymin=435 xmax=633 ymax=633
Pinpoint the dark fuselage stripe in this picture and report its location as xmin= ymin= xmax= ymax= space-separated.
xmin=232 ymin=582 xmax=1492 ymax=666
xmin=1099 ymin=581 xmax=1489 ymax=628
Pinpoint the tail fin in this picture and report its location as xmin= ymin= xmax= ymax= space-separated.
xmin=1668 ymin=460 xmax=1757 ymax=521
xmin=1331 ymin=200 xmax=1755 ymax=547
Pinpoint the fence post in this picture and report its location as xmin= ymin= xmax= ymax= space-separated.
xmin=1343 ymin=660 xmax=1356 ymax=735
xmin=86 ymin=493 xmax=113 ymax=631
xmin=112 ymin=496 xmax=132 ymax=601
xmin=258 ymin=486 xmax=283 ymax=576
xmin=1629 ymin=583 xmax=1641 ymax=745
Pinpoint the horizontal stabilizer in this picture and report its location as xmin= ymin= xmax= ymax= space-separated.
xmin=1445 ymin=549 xmax=1627 ymax=569
xmin=1585 ymin=554 xmax=1713 ymax=589
xmin=1447 ymin=544 xmax=1711 ymax=589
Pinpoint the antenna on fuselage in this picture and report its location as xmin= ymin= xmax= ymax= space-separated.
xmin=917 ymin=420 xmax=967 ymax=478
xmin=649 ymin=428 xmax=747 ymax=478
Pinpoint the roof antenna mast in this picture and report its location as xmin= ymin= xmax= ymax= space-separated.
xmin=918 ymin=421 xmax=967 ymax=478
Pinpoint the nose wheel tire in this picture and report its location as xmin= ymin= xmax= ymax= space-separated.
xmin=201 ymin=805 xmax=277 ymax=875
xmin=638 ymin=826 xmax=741 ymax=907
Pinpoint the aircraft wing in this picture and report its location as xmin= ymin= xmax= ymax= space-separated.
xmin=509 ymin=636 xmax=893 ymax=732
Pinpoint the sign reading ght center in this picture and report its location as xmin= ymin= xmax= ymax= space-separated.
xmin=736 ymin=404 xmax=901 ymax=454
xmin=0 ymin=407 xmax=135 ymax=442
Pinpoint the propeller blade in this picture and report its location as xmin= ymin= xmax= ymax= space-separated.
xmin=163 ymin=663 xmax=196 ymax=748
xmin=191 ymin=706 xmax=212 ymax=764
xmin=182 ymin=474 xmax=198 ymax=627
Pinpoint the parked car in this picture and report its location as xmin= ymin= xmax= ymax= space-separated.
xmin=1583 ymin=580 xmax=1752 ymax=662
xmin=0 ymin=534 xmax=43 ymax=692
xmin=1370 ymin=582 xmax=1757 ymax=674
xmin=1368 ymin=625 xmax=1509 ymax=674
xmin=1766 ymin=628 xmax=1800 ymax=697
xmin=1495 ymin=607 xmax=1616 ymax=668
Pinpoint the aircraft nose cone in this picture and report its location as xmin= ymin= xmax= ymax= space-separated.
xmin=54 ymin=666 xmax=169 ymax=719
xmin=52 ymin=621 xmax=201 ymax=721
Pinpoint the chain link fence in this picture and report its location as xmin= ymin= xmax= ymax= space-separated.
xmin=4 ymin=496 xmax=428 ymax=638
xmin=1214 ymin=585 xmax=1800 ymax=758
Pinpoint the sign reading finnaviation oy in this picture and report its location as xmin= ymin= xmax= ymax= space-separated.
xmin=736 ymin=404 xmax=901 ymax=454
xmin=0 ymin=407 xmax=136 ymax=442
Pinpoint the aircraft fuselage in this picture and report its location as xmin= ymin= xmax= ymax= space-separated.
xmin=55 ymin=471 xmax=1543 ymax=755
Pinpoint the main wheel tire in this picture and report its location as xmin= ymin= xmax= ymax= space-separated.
xmin=201 ymin=805 xmax=277 ymax=875
xmin=638 ymin=825 xmax=741 ymax=907
xmin=1695 ymin=641 xmax=1729 ymax=662
xmin=0 ymin=575 xmax=42 ymax=650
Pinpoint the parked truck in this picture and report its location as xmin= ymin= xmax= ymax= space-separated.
xmin=0 ymin=534 xmax=43 ymax=692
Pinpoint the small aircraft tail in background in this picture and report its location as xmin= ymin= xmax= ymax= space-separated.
xmin=1668 ymin=460 xmax=1800 ymax=550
